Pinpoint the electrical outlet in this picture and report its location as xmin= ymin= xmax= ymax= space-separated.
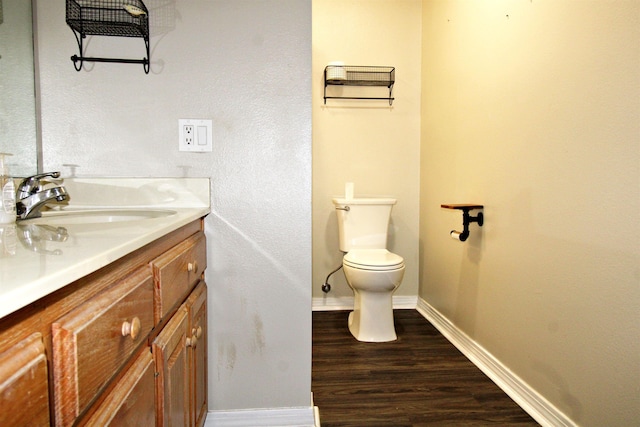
xmin=183 ymin=125 xmax=194 ymax=146
xmin=179 ymin=119 xmax=212 ymax=152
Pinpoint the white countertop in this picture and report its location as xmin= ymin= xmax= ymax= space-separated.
xmin=0 ymin=178 xmax=210 ymax=319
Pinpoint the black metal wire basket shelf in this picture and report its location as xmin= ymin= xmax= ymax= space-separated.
xmin=66 ymin=0 xmax=150 ymax=73
xmin=324 ymin=66 xmax=395 ymax=105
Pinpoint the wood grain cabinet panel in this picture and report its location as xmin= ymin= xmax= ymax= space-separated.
xmin=0 ymin=333 xmax=50 ymax=427
xmin=153 ymin=306 xmax=190 ymax=427
xmin=152 ymin=232 xmax=206 ymax=325
xmin=0 ymin=219 xmax=207 ymax=427
xmin=186 ymin=281 xmax=208 ymax=427
xmin=52 ymin=267 xmax=154 ymax=427
xmin=83 ymin=348 xmax=156 ymax=427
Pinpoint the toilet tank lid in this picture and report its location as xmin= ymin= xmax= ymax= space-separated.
xmin=332 ymin=197 xmax=397 ymax=205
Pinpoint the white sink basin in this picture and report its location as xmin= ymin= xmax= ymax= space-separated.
xmin=23 ymin=209 xmax=177 ymax=225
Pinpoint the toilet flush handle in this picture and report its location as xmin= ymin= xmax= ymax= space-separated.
xmin=335 ymin=205 xmax=350 ymax=211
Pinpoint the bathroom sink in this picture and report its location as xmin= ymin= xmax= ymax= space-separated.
xmin=22 ymin=209 xmax=177 ymax=225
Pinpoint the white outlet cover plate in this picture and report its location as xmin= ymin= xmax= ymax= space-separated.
xmin=179 ymin=119 xmax=213 ymax=152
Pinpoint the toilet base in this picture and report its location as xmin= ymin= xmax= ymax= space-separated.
xmin=347 ymin=292 xmax=397 ymax=342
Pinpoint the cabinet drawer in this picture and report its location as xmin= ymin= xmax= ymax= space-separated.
xmin=52 ymin=267 xmax=154 ymax=427
xmin=83 ymin=349 xmax=156 ymax=427
xmin=0 ymin=333 xmax=49 ymax=427
xmin=152 ymin=231 xmax=206 ymax=324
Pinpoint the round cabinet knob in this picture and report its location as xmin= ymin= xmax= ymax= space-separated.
xmin=186 ymin=334 xmax=198 ymax=348
xmin=121 ymin=317 xmax=141 ymax=340
xmin=196 ymin=326 xmax=203 ymax=339
xmin=188 ymin=261 xmax=198 ymax=272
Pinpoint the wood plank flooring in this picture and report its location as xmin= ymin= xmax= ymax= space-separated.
xmin=312 ymin=310 xmax=540 ymax=426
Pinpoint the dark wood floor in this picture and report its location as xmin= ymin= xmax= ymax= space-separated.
xmin=312 ymin=310 xmax=540 ymax=427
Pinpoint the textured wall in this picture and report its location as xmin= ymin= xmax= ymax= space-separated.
xmin=420 ymin=1 xmax=640 ymax=425
xmin=35 ymin=0 xmax=312 ymax=411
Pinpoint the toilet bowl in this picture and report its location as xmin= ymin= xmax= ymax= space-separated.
xmin=343 ymin=249 xmax=405 ymax=342
xmin=332 ymin=196 xmax=405 ymax=342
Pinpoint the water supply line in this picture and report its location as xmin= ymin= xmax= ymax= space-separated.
xmin=322 ymin=263 xmax=343 ymax=293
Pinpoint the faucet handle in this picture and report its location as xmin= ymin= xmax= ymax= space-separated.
xmin=17 ymin=172 xmax=63 ymax=197
xmin=22 ymin=172 xmax=60 ymax=183
xmin=23 ymin=172 xmax=62 ymax=182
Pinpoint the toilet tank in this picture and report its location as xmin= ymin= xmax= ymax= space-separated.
xmin=332 ymin=197 xmax=397 ymax=252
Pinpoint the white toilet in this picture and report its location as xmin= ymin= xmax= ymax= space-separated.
xmin=333 ymin=197 xmax=405 ymax=342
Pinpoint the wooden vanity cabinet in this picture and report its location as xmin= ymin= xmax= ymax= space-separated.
xmin=0 ymin=220 xmax=208 ymax=427
xmin=0 ymin=332 xmax=50 ymax=427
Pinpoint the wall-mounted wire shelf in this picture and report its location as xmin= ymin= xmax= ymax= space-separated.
xmin=323 ymin=66 xmax=395 ymax=105
xmin=66 ymin=0 xmax=150 ymax=73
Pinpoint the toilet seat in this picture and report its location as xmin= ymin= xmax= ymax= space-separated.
xmin=344 ymin=249 xmax=404 ymax=271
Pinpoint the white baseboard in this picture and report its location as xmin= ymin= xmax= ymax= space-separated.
xmin=205 ymin=406 xmax=316 ymax=427
xmin=312 ymin=295 xmax=417 ymax=311
xmin=416 ymin=298 xmax=575 ymax=427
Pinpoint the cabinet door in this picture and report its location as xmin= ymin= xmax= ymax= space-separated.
xmin=0 ymin=333 xmax=50 ymax=427
xmin=186 ymin=281 xmax=207 ymax=427
xmin=153 ymin=305 xmax=190 ymax=427
xmin=84 ymin=349 xmax=156 ymax=426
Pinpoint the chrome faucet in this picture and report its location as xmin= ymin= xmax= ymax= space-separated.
xmin=16 ymin=172 xmax=69 ymax=220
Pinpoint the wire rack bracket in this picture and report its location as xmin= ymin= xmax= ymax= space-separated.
xmin=66 ymin=0 xmax=150 ymax=73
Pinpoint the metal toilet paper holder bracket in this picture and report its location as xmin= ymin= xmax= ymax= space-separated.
xmin=441 ymin=204 xmax=484 ymax=242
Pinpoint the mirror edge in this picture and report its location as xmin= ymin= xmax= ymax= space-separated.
xmin=32 ymin=0 xmax=42 ymax=174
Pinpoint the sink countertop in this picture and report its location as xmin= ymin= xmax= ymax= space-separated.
xmin=0 ymin=178 xmax=210 ymax=319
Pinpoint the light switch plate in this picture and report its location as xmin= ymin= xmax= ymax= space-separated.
xmin=179 ymin=119 xmax=212 ymax=152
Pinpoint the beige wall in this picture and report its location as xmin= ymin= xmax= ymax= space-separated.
xmin=312 ymin=0 xmax=422 ymax=303
xmin=420 ymin=1 xmax=640 ymax=426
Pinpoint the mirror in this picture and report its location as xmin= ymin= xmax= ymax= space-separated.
xmin=0 ymin=0 xmax=38 ymax=177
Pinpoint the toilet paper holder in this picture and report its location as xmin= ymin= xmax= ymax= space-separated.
xmin=441 ymin=204 xmax=484 ymax=242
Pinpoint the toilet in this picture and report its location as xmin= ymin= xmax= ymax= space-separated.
xmin=333 ymin=197 xmax=405 ymax=342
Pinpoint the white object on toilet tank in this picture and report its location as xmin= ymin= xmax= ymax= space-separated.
xmin=345 ymin=182 xmax=354 ymax=200
xmin=332 ymin=197 xmax=396 ymax=252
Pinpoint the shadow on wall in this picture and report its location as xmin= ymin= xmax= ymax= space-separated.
xmin=453 ymin=235 xmax=482 ymax=336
